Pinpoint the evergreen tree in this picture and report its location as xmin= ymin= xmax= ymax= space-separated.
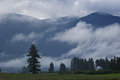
xmin=0 ymin=68 xmax=1 ymax=73
xmin=105 ymin=57 xmax=110 ymax=70
xmin=48 ymin=62 xmax=54 ymax=73
xmin=84 ymin=59 xmax=88 ymax=70
xmin=88 ymin=58 xmax=95 ymax=70
xmin=70 ymin=57 xmax=80 ymax=71
xmin=59 ymin=63 xmax=66 ymax=73
xmin=109 ymin=57 xmax=117 ymax=72
xmin=117 ymin=57 xmax=120 ymax=72
xmin=27 ymin=44 xmax=41 ymax=74
xmin=79 ymin=58 xmax=86 ymax=71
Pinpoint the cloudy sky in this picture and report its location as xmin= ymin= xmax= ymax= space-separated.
xmin=0 ymin=0 xmax=120 ymax=72
xmin=0 ymin=0 xmax=120 ymax=19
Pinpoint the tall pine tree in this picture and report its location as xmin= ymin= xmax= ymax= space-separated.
xmin=27 ymin=44 xmax=41 ymax=74
xmin=48 ymin=62 xmax=54 ymax=73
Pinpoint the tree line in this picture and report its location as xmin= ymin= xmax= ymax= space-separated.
xmin=71 ymin=57 xmax=120 ymax=73
xmin=22 ymin=44 xmax=120 ymax=74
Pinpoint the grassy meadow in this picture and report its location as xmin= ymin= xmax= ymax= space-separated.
xmin=0 ymin=73 xmax=120 ymax=80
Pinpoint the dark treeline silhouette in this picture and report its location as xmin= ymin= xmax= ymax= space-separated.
xmin=21 ymin=44 xmax=120 ymax=74
xmin=70 ymin=57 xmax=95 ymax=72
xmin=70 ymin=57 xmax=120 ymax=73
xmin=109 ymin=57 xmax=120 ymax=72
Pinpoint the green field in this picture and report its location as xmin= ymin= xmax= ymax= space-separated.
xmin=0 ymin=73 xmax=120 ymax=80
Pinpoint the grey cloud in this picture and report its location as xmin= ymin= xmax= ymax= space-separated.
xmin=0 ymin=52 xmax=9 ymax=57
xmin=0 ymin=0 xmax=120 ymax=19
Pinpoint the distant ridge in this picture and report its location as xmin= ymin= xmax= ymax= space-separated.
xmin=79 ymin=12 xmax=120 ymax=27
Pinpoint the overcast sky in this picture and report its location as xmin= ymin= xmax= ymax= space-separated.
xmin=0 ymin=0 xmax=120 ymax=19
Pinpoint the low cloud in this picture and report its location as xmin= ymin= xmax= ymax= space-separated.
xmin=0 ymin=55 xmax=70 ymax=70
xmin=52 ymin=22 xmax=120 ymax=59
xmin=11 ymin=32 xmax=44 ymax=42
xmin=0 ymin=56 xmax=27 ymax=68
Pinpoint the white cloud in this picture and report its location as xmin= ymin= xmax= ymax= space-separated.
xmin=11 ymin=32 xmax=44 ymax=42
xmin=52 ymin=22 xmax=94 ymax=44
xmin=0 ymin=0 xmax=120 ymax=19
xmin=52 ymin=22 xmax=120 ymax=59
xmin=0 ymin=56 xmax=27 ymax=68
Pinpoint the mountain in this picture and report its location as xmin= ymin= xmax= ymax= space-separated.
xmin=79 ymin=12 xmax=120 ymax=27
xmin=0 ymin=12 xmax=120 ymax=72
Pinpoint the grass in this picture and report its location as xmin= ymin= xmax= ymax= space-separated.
xmin=0 ymin=73 xmax=120 ymax=80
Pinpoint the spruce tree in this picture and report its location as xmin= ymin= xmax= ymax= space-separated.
xmin=27 ymin=44 xmax=41 ymax=74
xmin=105 ymin=57 xmax=110 ymax=70
xmin=0 ymin=68 xmax=1 ymax=73
xmin=109 ymin=57 xmax=117 ymax=72
xmin=59 ymin=63 xmax=66 ymax=73
xmin=117 ymin=57 xmax=120 ymax=72
xmin=70 ymin=57 xmax=80 ymax=71
xmin=48 ymin=62 xmax=54 ymax=73
xmin=88 ymin=58 xmax=95 ymax=70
